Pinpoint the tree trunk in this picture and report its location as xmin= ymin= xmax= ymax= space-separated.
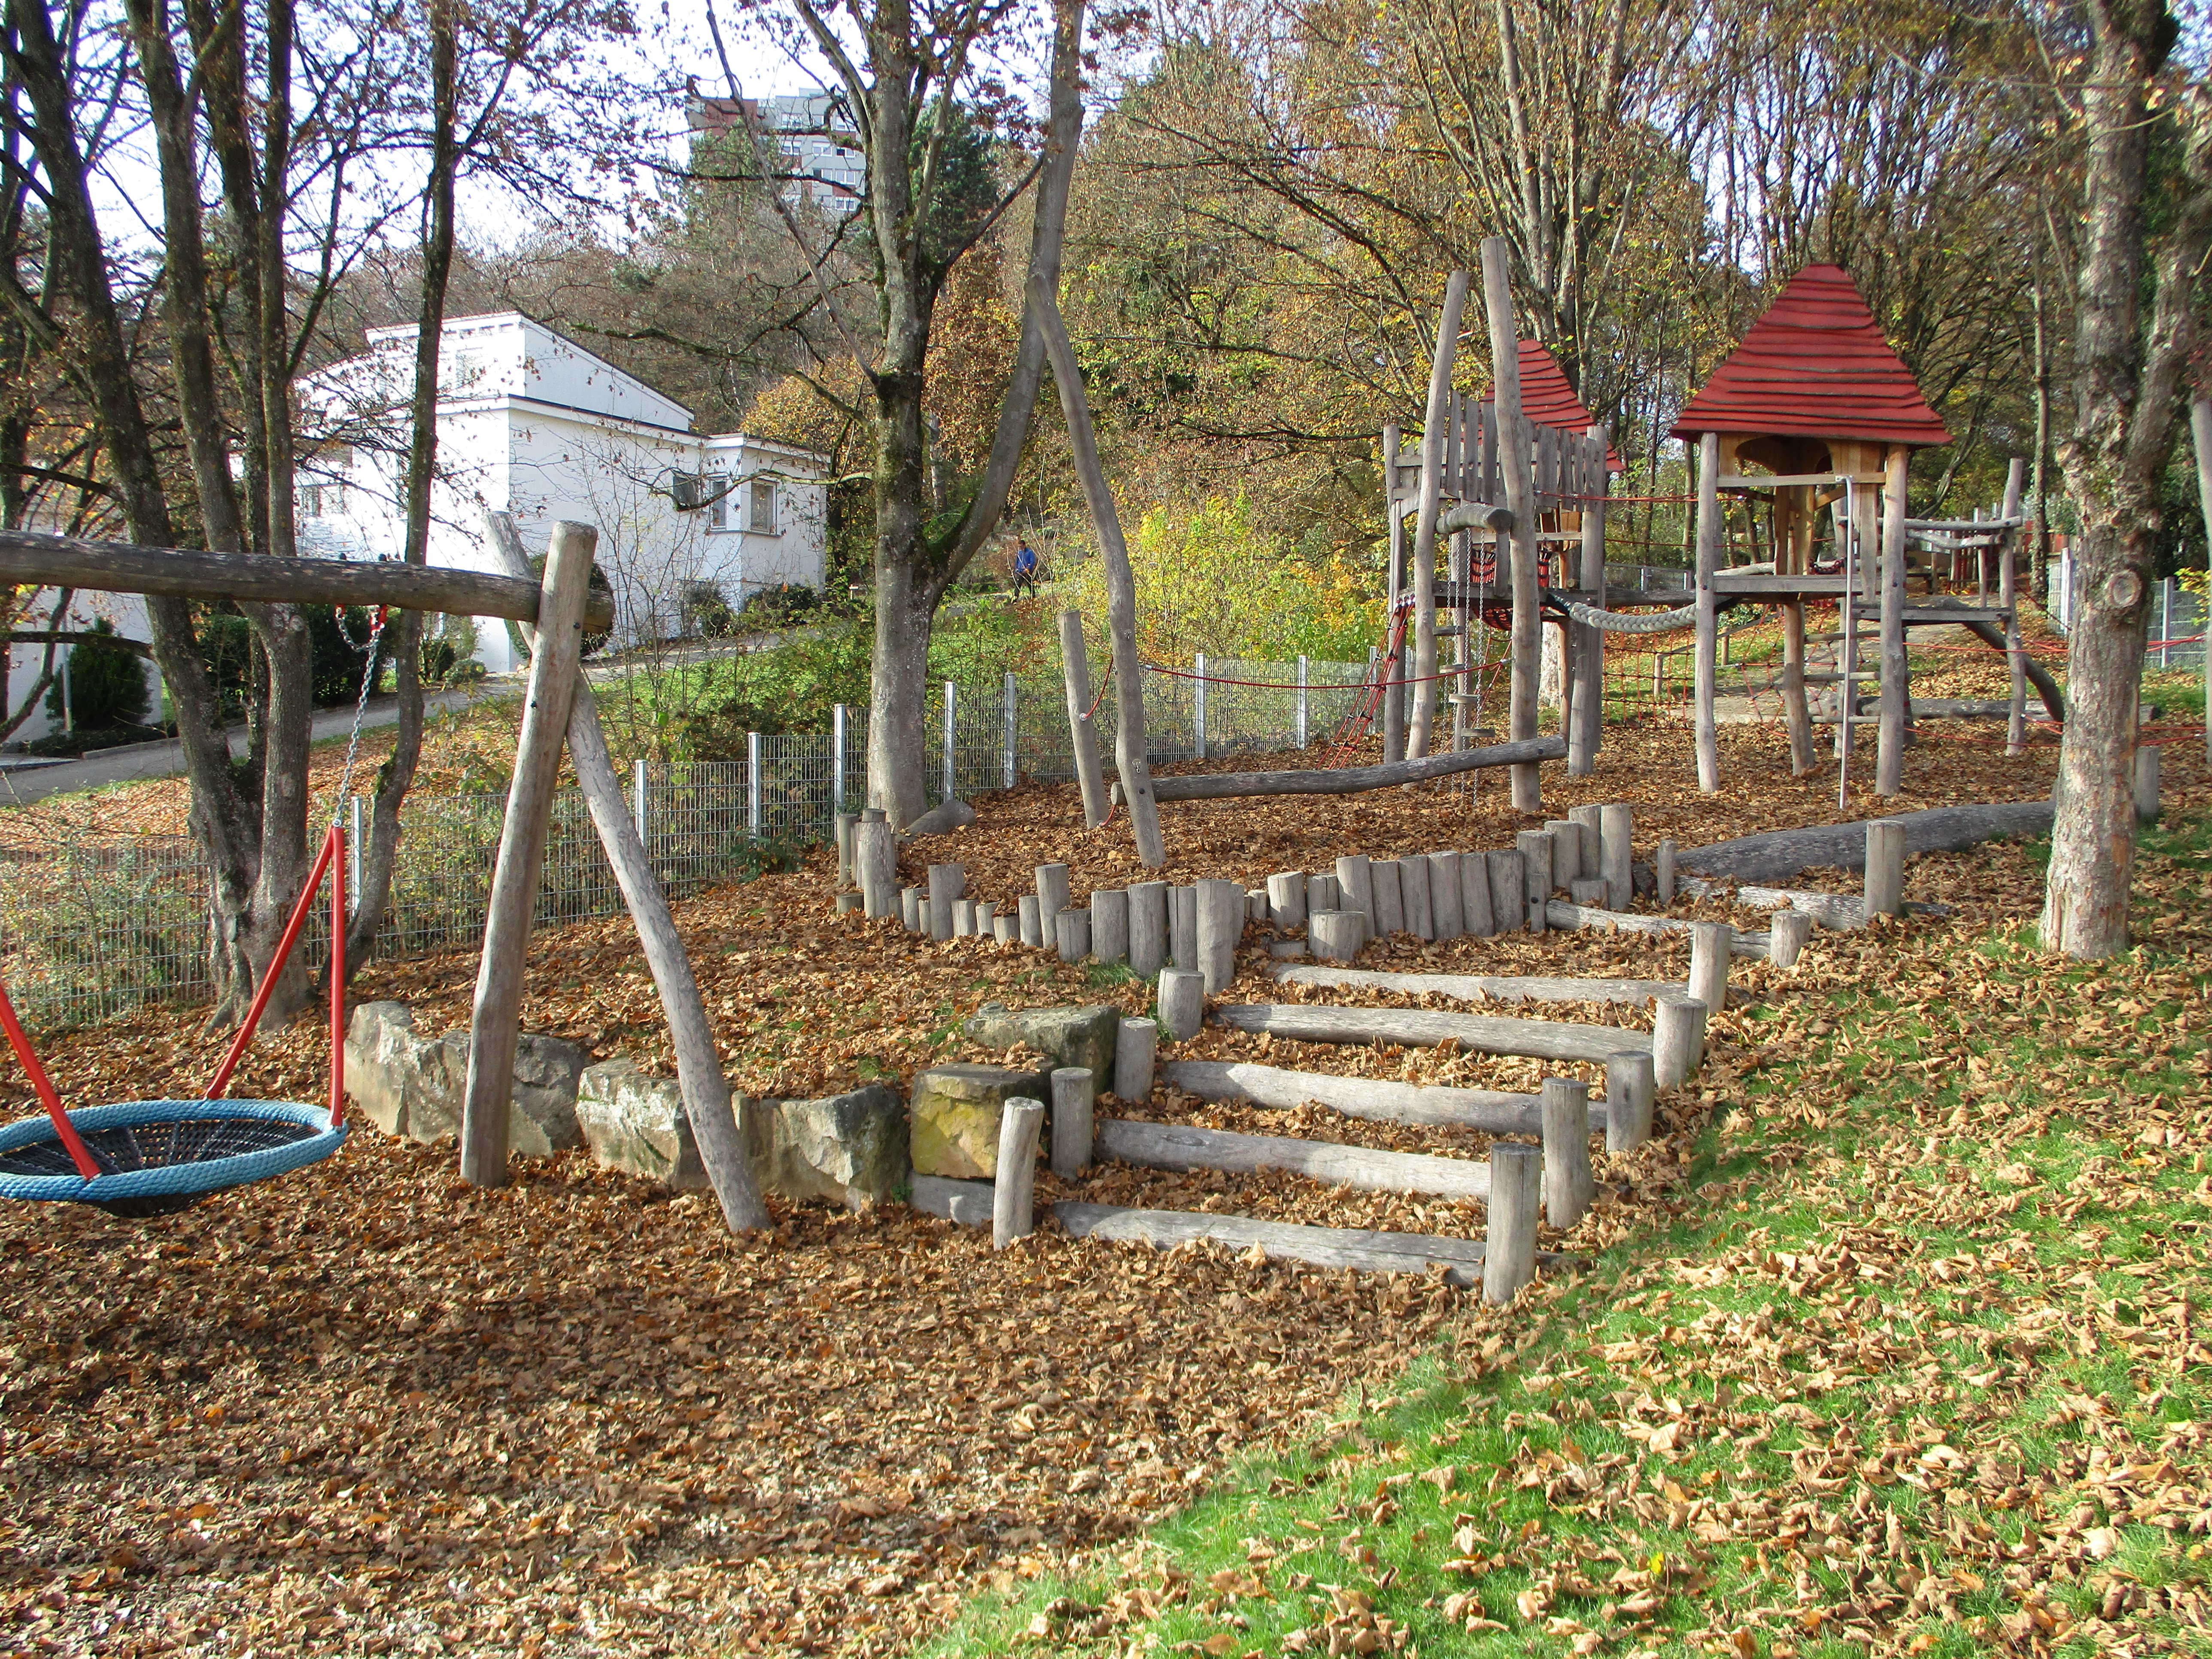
xmin=2040 ymin=0 xmax=2211 ymax=957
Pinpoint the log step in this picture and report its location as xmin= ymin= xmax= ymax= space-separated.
xmin=1544 ymin=900 xmax=1774 ymax=958
xmin=1054 ymin=1201 xmax=1534 ymax=1288
xmin=1094 ymin=1117 xmax=1490 ymax=1200
xmin=1164 ymin=1058 xmax=1592 ymax=1134
xmin=1216 ymin=1001 xmax=1652 ymax=1063
xmin=1277 ymin=963 xmax=1680 ymax=1008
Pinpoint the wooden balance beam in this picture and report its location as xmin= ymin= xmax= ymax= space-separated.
xmin=1151 ymin=735 xmax=1564 ymax=802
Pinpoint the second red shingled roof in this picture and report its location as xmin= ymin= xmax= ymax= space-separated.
xmin=1670 ymin=264 xmax=1950 ymax=448
xmin=1514 ymin=340 xmax=1624 ymax=470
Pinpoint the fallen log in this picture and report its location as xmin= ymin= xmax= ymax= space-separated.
xmin=1151 ymin=736 xmax=1563 ymax=801
xmin=1276 ymin=963 xmax=1680 ymax=1008
xmin=1677 ymin=801 xmax=2055 ymax=886
xmin=1054 ymin=1201 xmax=1567 ymax=1287
xmin=1674 ymin=877 xmax=1954 ymax=930
xmin=1544 ymin=900 xmax=1774 ymax=959
xmin=1094 ymin=1118 xmax=1490 ymax=1200
xmin=1213 ymin=1001 xmax=1650 ymax=1063
xmin=1163 ymin=1058 xmax=1600 ymax=1136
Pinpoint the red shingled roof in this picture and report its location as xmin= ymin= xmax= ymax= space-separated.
xmin=1514 ymin=340 xmax=1624 ymax=470
xmin=1670 ymin=264 xmax=1950 ymax=448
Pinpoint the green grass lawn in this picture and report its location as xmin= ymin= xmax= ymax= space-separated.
xmin=921 ymin=820 xmax=2212 ymax=1658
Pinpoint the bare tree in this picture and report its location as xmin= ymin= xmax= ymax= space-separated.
xmin=2039 ymin=11 xmax=2210 ymax=957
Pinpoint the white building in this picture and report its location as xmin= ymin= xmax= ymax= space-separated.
xmin=685 ymin=90 xmax=866 ymax=216
xmin=302 ymin=313 xmax=832 ymax=672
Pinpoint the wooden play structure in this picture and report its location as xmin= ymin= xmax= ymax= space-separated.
xmin=0 ymin=523 xmax=773 ymax=1228
xmin=1671 ymin=264 xmax=2044 ymax=797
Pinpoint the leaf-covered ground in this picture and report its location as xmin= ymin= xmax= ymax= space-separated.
xmin=0 ymin=717 xmax=2204 ymax=1657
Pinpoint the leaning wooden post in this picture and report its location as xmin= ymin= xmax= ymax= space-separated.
xmin=1692 ymin=430 xmax=1722 ymax=793
xmin=993 ymin=1098 xmax=1045 ymax=1249
xmin=460 ymin=523 xmax=596 ymax=1188
xmin=1568 ymin=423 xmax=1608 ymax=775
xmin=479 ymin=513 xmax=769 ymax=1226
xmin=1035 ymin=289 xmax=1164 ymax=866
xmin=1480 ymin=238 xmax=1543 ymax=812
xmin=1483 ymin=1141 xmax=1541 ymax=1305
xmin=2000 ymin=458 xmax=2027 ymax=757
xmin=1058 ymin=608 xmax=1110 ymax=827
xmin=1405 ymin=270 xmax=1469 ymax=761
xmin=1540 ymin=1077 xmax=1594 ymax=1228
xmin=1875 ymin=444 xmax=1912 ymax=796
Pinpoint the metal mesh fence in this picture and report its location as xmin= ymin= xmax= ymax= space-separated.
xmin=0 ymin=650 xmax=1371 ymax=1029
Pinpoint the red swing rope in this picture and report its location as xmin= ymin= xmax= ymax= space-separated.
xmin=204 ymin=820 xmax=344 ymax=1119
xmin=0 ymin=978 xmax=100 ymax=1179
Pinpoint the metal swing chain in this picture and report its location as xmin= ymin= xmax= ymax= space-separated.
xmin=332 ymin=605 xmax=390 ymax=818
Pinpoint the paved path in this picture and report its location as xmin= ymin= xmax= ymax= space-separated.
xmin=0 ymin=686 xmax=498 ymax=808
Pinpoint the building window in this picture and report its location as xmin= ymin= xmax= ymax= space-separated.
xmin=748 ymin=478 xmax=776 ymax=533
xmin=300 ymin=481 xmax=343 ymax=518
xmin=706 ymin=472 xmax=731 ymax=530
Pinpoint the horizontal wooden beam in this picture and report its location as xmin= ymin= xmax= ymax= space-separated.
xmin=1151 ymin=736 xmax=1562 ymax=802
xmin=1094 ymin=1117 xmax=1491 ymax=1201
xmin=1213 ymin=1000 xmax=1650 ymax=1063
xmin=0 ymin=529 xmax=616 ymax=634
xmin=1713 ymin=472 xmax=1886 ymax=489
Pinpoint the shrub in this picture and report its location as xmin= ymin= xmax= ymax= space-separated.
xmin=48 ymin=618 xmax=150 ymax=729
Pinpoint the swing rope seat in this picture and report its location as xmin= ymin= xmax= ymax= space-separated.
xmin=0 ymin=607 xmax=389 ymax=1215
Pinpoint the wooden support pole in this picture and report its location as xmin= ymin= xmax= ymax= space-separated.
xmin=1483 ymin=1142 xmax=1542 ymax=1305
xmin=1480 ymin=238 xmax=1542 ymax=811
xmin=1693 ymin=431 xmax=1722 ymax=793
xmin=2001 ymin=459 xmax=2028 ymax=757
xmin=460 ymin=523 xmax=596 ymax=1188
xmin=1687 ymin=921 xmax=1732 ymax=1015
xmin=1540 ymin=1077 xmax=1595 ymax=1228
xmin=992 ymin=1098 xmax=1045 ymax=1249
xmin=1568 ymin=423 xmax=1608 ymax=775
xmin=1601 ymin=801 xmax=1637 ymax=911
xmin=1604 ymin=1051 xmax=1655 ymax=1152
xmin=1782 ymin=601 xmax=1815 ymax=775
xmin=1128 ymin=880 xmax=1169 ymax=977
xmin=1876 ymin=444 xmax=1912 ymax=796
xmin=1114 ymin=1016 xmax=1158 ymax=1102
xmin=1157 ymin=969 xmax=1206 ymax=1040
xmin=1036 ymin=291 xmax=1164 ymax=866
xmin=481 ymin=514 xmax=768 ymax=1230
xmin=1407 ymin=271 xmax=1470 ymax=760
xmin=1864 ymin=820 xmax=1905 ymax=918
xmin=1058 ymin=609 xmax=1110 ymax=827
xmin=1050 ymin=1066 xmax=1094 ymax=1178
xmin=1652 ymin=995 xmax=1704 ymax=1091
xmin=1769 ymin=909 xmax=1813 ymax=969
xmin=1383 ymin=420 xmax=1406 ymax=764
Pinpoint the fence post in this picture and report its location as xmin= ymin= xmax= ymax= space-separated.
xmin=1297 ymin=655 xmax=1310 ymax=748
xmin=1002 ymin=671 xmax=1017 ymax=790
xmin=348 ymin=796 xmax=364 ymax=914
xmin=1194 ymin=652 xmax=1207 ymax=760
xmin=831 ymin=702 xmax=847 ymax=814
xmin=747 ymin=732 xmax=763 ymax=835
xmin=632 ymin=758 xmax=648 ymax=848
xmin=942 ymin=681 xmax=956 ymax=801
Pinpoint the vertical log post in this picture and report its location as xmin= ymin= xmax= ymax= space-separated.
xmin=1480 ymin=238 xmax=1543 ymax=811
xmin=1050 ymin=1066 xmax=1094 ymax=1179
xmin=1195 ymin=878 xmax=1243 ymax=991
xmin=1655 ymin=836 xmax=1677 ymax=906
xmin=1266 ymin=871 xmax=1307 ymax=930
xmin=1458 ymin=852 xmax=1495 ymax=937
xmin=1036 ymin=863 xmax=1072 ymax=924
xmin=2192 ymin=400 xmax=2212 ymax=768
xmin=1382 ymin=421 xmax=1405 ymax=765
xmin=1128 ymin=880 xmax=1169 ymax=976
xmin=1864 ymin=820 xmax=1905 ymax=919
xmin=460 ymin=523 xmax=596 ymax=1188
xmin=1091 ymin=887 xmax=1130 ymax=963
xmin=1652 ymin=995 xmax=1705 ymax=1091
xmin=1426 ymin=851 xmax=1463 ymax=939
xmin=1483 ymin=1142 xmax=1542 ymax=1305
xmin=1157 ymin=969 xmax=1206 ymax=1040
xmin=1568 ymin=423 xmax=1608 ymax=775
xmin=1693 ymin=431 xmax=1722 ymax=793
xmin=1059 ymin=609 xmax=1109 ymax=827
xmin=1770 ymin=909 xmax=1813 ymax=969
xmin=2001 ymin=459 xmax=2028 ymax=757
xmin=993 ymin=1098 xmax=1045 ymax=1249
xmin=1876 ymin=444 xmax=1912 ymax=796
xmin=1487 ymin=849 xmax=1527 ymax=933
xmin=1605 ymin=1051 xmax=1656 ymax=1152
xmin=1687 ymin=921 xmax=1732 ymax=1015
xmin=1407 ymin=272 xmax=1470 ymax=760
xmin=927 ymin=863 xmax=964 ymax=943
xmin=1601 ymin=804 xmax=1634 ymax=912
xmin=1114 ymin=1016 xmax=1158 ymax=1103
xmin=2135 ymin=744 xmax=2160 ymax=824
xmin=1540 ymin=1078 xmax=1595 ymax=1228
xmin=1334 ymin=855 xmax=1374 ymax=932
xmin=1055 ymin=908 xmax=1091 ymax=963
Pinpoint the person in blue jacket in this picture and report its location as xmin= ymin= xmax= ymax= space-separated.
xmin=1012 ymin=541 xmax=1043 ymax=596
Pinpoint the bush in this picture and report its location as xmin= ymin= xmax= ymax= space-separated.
xmin=736 ymin=583 xmax=823 ymax=629
xmin=308 ymin=605 xmax=393 ymax=705
xmin=48 ymin=618 xmax=150 ymax=729
xmin=419 ymin=614 xmax=481 ymax=686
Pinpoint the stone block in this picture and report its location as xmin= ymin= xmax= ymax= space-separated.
xmin=345 ymin=1002 xmax=583 ymax=1155
xmin=963 ymin=1003 xmax=1118 ymax=1098
xmin=744 ymin=1083 xmax=907 ymax=1207
xmin=909 ymin=1063 xmax=1045 ymax=1179
xmin=577 ymin=1060 xmax=708 ymax=1188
